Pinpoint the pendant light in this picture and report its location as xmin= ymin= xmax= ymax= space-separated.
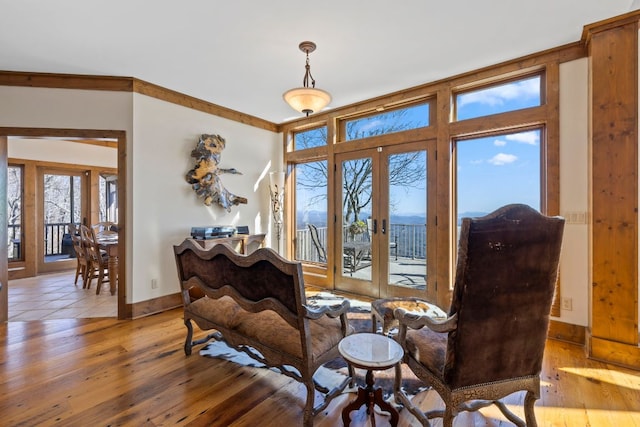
xmin=283 ymin=41 xmax=331 ymax=116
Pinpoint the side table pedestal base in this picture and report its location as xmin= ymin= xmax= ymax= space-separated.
xmin=341 ymin=369 xmax=399 ymax=427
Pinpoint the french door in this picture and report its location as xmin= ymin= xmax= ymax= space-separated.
xmin=37 ymin=168 xmax=88 ymax=273
xmin=334 ymin=141 xmax=434 ymax=299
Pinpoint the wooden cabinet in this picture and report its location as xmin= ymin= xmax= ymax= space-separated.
xmin=188 ymin=234 xmax=266 ymax=255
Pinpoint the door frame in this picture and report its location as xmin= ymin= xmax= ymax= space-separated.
xmin=0 ymin=127 xmax=127 ymax=321
xmin=334 ymin=139 xmax=436 ymax=299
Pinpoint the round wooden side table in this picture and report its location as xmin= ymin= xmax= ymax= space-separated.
xmin=338 ymin=332 xmax=404 ymax=426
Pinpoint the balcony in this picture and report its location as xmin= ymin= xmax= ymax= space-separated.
xmin=296 ymin=223 xmax=426 ymax=290
xmin=8 ymin=222 xmax=75 ymax=262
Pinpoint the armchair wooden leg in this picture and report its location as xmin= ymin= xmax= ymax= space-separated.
xmin=443 ymin=406 xmax=455 ymax=427
xmin=524 ymin=391 xmax=539 ymax=427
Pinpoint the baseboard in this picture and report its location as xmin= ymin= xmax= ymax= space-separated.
xmin=589 ymin=336 xmax=640 ymax=370
xmin=548 ymin=319 xmax=586 ymax=346
xmin=127 ymin=292 xmax=182 ymax=319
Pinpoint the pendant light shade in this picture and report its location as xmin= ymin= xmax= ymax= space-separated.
xmin=283 ymin=41 xmax=331 ymax=116
xmin=283 ymin=87 xmax=331 ymax=116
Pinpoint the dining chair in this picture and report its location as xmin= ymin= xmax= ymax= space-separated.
xmin=68 ymin=223 xmax=90 ymax=286
xmin=80 ymin=224 xmax=110 ymax=294
xmin=91 ymin=221 xmax=118 ymax=238
xmin=392 ymin=204 xmax=565 ymax=426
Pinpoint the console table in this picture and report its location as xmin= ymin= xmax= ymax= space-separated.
xmin=339 ymin=332 xmax=404 ymax=426
xmin=188 ymin=233 xmax=266 ymax=255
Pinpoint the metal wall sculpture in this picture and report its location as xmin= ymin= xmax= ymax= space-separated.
xmin=185 ymin=134 xmax=248 ymax=211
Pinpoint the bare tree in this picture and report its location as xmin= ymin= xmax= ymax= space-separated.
xmin=7 ymin=166 xmax=21 ymax=229
xmin=296 ymin=109 xmax=427 ymax=223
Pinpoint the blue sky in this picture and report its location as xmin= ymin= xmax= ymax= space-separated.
xmin=456 ymin=76 xmax=541 ymax=214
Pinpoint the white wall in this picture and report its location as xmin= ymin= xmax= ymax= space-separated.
xmin=8 ymin=138 xmax=117 ymax=168
xmin=130 ymin=93 xmax=281 ymax=302
xmin=557 ymin=58 xmax=590 ymax=326
xmin=0 ymin=85 xmax=282 ymax=305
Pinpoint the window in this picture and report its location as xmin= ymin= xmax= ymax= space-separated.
xmin=344 ymin=103 xmax=429 ymax=141
xmin=294 ymin=126 xmax=327 ymax=150
xmin=294 ymin=160 xmax=328 ymax=264
xmin=42 ymin=171 xmax=83 ymax=263
xmin=7 ymin=165 xmax=23 ymax=261
xmin=455 ymin=129 xmax=542 ymax=226
xmin=455 ymin=75 xmax=542 ymax=120
xmin=99 ymin=174 xmax=118 ymax=222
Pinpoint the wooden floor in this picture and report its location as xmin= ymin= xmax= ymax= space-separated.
xmin=1 ymin=309 xmax=640 ymax=426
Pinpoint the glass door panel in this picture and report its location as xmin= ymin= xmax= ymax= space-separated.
xmin=39 ymin=169 xmax=85 ymax=272
xmin=385 ymin=149 xmax=427 ymax=294
xmin=336 ymin=151 xmax=377 ymax=296
xmin=7 ymin=165 xmax=23 ymax=263
xmin=342 ymin=156 xmax=373 ymax=283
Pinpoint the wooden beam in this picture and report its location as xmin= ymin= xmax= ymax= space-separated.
xmin=589 ymin=22 xmax=639 ymax=349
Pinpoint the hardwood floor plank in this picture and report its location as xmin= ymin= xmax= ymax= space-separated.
xmin=2 ymin=308 xmax=640 ymax=426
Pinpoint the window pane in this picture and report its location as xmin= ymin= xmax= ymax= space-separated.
xmin=294 ymin=126 xmax=327 ymax=150
xmin=99 ymin=176 xmax=106 ymax=221
xmin=44 ymin=173 xmax=82 ymax=263
xmin=456 ymin=129 xmax=541 ymax=226
xmin=344 ymin=103 xmax=429 ymax=141
xmin=294 ymin=161 xmax=328 ymax=263
xmin=7 ymin=166 xmax=22 ymax=261
xmin=99 ymin=174 xmax=118 ymax=222
xmin=456 ymin=76 xmax=541 ymax=120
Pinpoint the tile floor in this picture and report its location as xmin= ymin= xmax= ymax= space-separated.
xmin=7 ymin=270 xmax=117 ymax=321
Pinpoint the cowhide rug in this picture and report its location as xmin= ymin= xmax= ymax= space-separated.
xmin=200 ymin=291 xmax=427 ymax=407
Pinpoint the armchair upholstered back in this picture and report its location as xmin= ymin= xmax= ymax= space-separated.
xmin=445 ymin=203 xmax=565 ymax=389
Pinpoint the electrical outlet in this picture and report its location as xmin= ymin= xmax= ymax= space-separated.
xmin=561 ymin=297 xmax=572 ymax=311
xmin=151 ymin=278 xmax=158 ymax=289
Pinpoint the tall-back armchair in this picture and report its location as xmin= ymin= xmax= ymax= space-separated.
xmin=393 ymin=204 xmax=565 ymax=426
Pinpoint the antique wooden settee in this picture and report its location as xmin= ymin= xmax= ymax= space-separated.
xmin=173 ymin=239 xmax=354 ymax=426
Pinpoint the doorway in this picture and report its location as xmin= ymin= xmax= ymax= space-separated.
xmin=334 ymin=140 xmax=434 ymax=299
xmin=0 ymin=128 xmax=127 ymax=322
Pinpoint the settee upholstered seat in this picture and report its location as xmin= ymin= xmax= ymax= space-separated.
xmin=188 ymin=294 xmax=351 ymax=361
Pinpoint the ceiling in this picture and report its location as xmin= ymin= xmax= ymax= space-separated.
xmin=0 ymin=1 xmax=638 ymax=124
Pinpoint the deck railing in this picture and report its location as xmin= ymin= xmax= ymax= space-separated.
xmin=295 ymin=223 xmax=426 ymax=263
xmin=7 ymin=222 xmax=75 ymax=261
xmin=44 ymin=222 xmax=73 ymax=258
xmin=8 ymin=224 xmax=21 ymax=260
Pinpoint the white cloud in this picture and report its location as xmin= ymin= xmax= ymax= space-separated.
xmin=505 ymin=131 xmax=539 ymax=145
xmin=488 ymin=153 xmax=517 ymax=165
xmin=458 ymin=78 xmax=539 ymax=107
xmin=493 ymin=139 xmax=506 ymax=146
xmin=470 ymin=159 xmax=483 ymax=164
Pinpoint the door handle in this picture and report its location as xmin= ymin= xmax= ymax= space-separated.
xmin=373 ymin=219 xmax=377 ymax=234
xmin=382 ymin=219 xmax=387 ymax=234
